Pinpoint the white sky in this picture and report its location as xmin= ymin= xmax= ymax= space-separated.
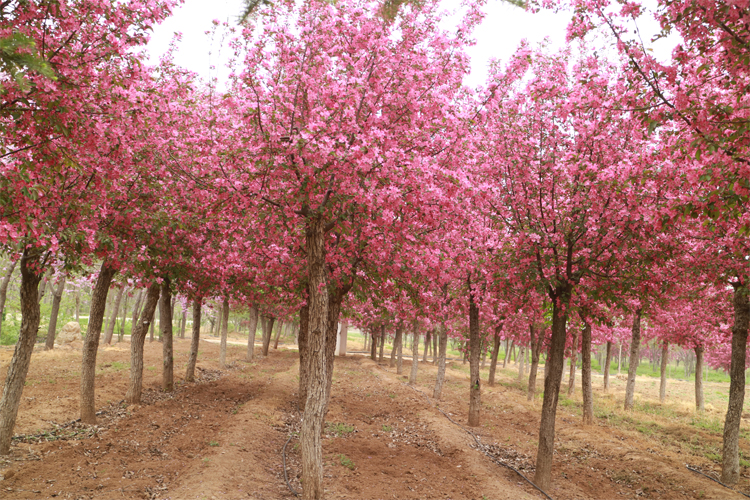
xmin=146 ymin=0 xmax=570 ymax=88
xmin=145 ymin=0 xmax=675 ymax=89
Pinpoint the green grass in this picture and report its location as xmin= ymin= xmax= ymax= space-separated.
xmin=337 ymin=454 xmax=355 ymax=470
xmin=326 ymin=422 xmax=355 ymax=437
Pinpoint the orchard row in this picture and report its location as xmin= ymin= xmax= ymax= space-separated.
xmin=1 ymin=0 xmax=748 ymax=498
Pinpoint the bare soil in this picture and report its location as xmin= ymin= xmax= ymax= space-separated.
xmin=0 ymin=338 xmax=747 ymax=500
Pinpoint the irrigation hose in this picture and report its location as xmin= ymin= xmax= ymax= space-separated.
xmin=399 ymin=377 xmax=554 ymax=500
xmin=686 ymin=465 xmax=750 ymax=499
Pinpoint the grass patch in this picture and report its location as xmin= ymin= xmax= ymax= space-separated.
xmin=337 ymin=453 xmax=355 ymax=470
xmin=326 ymin=422 xmax=355 ymax=437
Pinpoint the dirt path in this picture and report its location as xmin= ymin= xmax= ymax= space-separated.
xmin=1 ymin=340 xmax=749 ymax=499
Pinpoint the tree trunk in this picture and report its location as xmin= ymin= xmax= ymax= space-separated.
xmin=299 ymin=216 xmax=330 ymax=500
xmin=603 ymin=341 xmax=612 ymax=391
xmin=298 ymin=303 xmax=310 ymax=406
xmin=0 ymin=256 xmax=18 ymax=340
xmin=370 ymin=329 xmax=377 ymax=361
xmin=488 ymin=326 xmax=501 ymax=386
xmin=722 ymin=283 xmax=750 ymax=485
xmin=409 ymin=321 xmax=419 ymax=386
xmin=0 ymin=250 xmax=43 ymax=455
xmin=391 ymin=323 xmax=401 ymax=369
xmin=273 ymin=320 xmax=283 ymax=349
xmin=618 ymin=343 xmax=622 ymax=375
xmin=624 ymin=309 xmax=643 ymax=411
xmin=161 ymin=278 xmax=174 ymax=392
xmin=44 ymin=276 xmax=66 ymax=350
xmin=246 ymin=305 xmax=259 ymax=361
xmin=378 ymin=329 xmax=385 ymax=362
xmin=567 ymin=332 xmax=578 ymax=396
xmin=125 ymin=283 xmax=160 ymax=405
xmin=261 ymin=316 xmax=275 ymax=357
xmin=185 ymin=298 xmax=202 ymax=382
xmin=423 ymin=329 xmax=430 ymax=362
xmin=528 ymin=324 xmax=543 ymax=402
xmin=102 ymin=285 xmax=124 ymax=346
xmin=118 ymin=292 xmax=129 ymax=343
xmin=219 ymin=296 xmax=229 ymax=366
xmin=659 ymin=342 xmax=669 ymax=403
xmin=518 ymin=344 xmax=526 ymax=381
xmin=338 ymin=317 xmax=348 ymax=357
xmin=503 ymin=339 xmax=513 ymax=368
xmin=581 ymin=319 xmax=594 ymax=425
xmin=149 ymin=295 xmax=157 ymax=342
xmin=433 ymin=323 xmax=448 ymax=400
xmin=534 ymin=284 xmax=572 ymax=492
xmin=695 ymin=345 xmax=704 ymax=412
xmin=179 ymin=306 xmax=187 ymax=339
xmin=79 ymin=262 xmax=117 ymax=425
xmin=37 ymin=267 xmax=51 ymax=305
xmin=75 ymin=288 xmax=80 ymax=322
xmin=432 ymin=328 xmax=438 ymax=364
xmin=468 ymin=284 xmax=481 ymax=427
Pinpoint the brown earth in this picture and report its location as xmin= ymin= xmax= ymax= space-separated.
xmin=0 ymin=338 xmax=747 ymax=500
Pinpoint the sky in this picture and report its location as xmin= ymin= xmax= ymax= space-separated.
xmin=146 ymin=0 xmax=571 ymax=88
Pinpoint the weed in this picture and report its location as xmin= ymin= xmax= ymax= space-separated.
xmin=326 ymin=422 xmax=355 ymax=437
xmin=388 ymin=393 xmax=396 ymax=399
xmin=382 ymin=425 xmax=393 ymax=432
xmin=338 ymin=454 xmax=355 ymax=470
xmin=209 ymin=441 xmax=219 ymax=447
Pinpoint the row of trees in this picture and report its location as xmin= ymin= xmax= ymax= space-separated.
xmin=1 ymin=0 xmax=749 ymax=498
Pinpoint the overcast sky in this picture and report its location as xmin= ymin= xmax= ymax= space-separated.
xmin=146 ymin=0 xmax=571 ymax=88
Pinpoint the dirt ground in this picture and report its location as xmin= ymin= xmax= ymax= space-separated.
xmin=0 ymin=337 xmax=748 ymax=500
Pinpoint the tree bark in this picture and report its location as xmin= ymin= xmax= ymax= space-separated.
xmin=118 ymin=291 xmax=129 ymax=342
xmin=603 ymin=341 xmax=612 ymax=391
xmin=219 ymin=296 xmax=229 ymax=366
xmin=125 ymin=283 xmax=160 ymax=404
xmin=518 ymin=344 xmax=526 ymax=381
xmin=581 ymin=319 xmax=594 ymax=425
xmin=179 ymin=305 xmax=187 ymax=339
xmin=391 ymin=323 xmax=401 ymax=369
xmin=0 ymin=249 xmax=43 ymax=455
xmin=433 ymin=323 xmax=448 ymax=400
xmin=695 ymin=345 xmax=704 ymax=412
xmin=79 ymin=262 xmax=117 ymax=425
xmin=468 ymin=283 xmax=481 ymax=427
xmin=432 ymin=327 xmax=438 ymax=364
xmin=338 ymin=317 xmax=348 ymax=357
xmin=0 ymin=256 xmax=18 ymax=340
xmin=488 ymin=326 xmax=501 ymax=386
xmin=261 ymin=315 xmax=275 ymax=357
xmin=44 ymin=276 xmax=66 ymax=350
xmin=378 ymin=328 xmax=385 ymax=362
xmin=370 ymin=329 xmax=377 ymax=361
xmin=567 ymin=332 xmax=578 ymax=396
xmin=102 ymin=285 xmax=124 ymax=345
xmin=528 ymin=324 xmax=543 ymax=402
xmin=273 ymin=320 xmax=283 ymax=349
xmin=185 ymin=298 xmax=202 ymax=382
xmin=423 ymin=329 xmax=430 ymax=362
xmin=246 ymin=305 xmax=259 ymax=361
xmin=130 ymin=290 xmax=143 ymax=336
xmin=624 ymin=308 xmax=643 ymax=411
xmin=37 ymin=267 xmax=51 ymax=305
xmin=722 ymin=282 xmax=750 ymax=484
xmin=409 ymin=320 xmax=419 ymax=386
xmin=659 ymin=342 xmax=669 ymax=403
xmin=161 ymin=278 xmax=174 ymax=392
xmin=298 ymin=303 xmax=310 ymax=406
xmin=74 ymin=288 xmax=80 ymax=322
xmin=503 ymin=339 xmax=513 ymax=368
xmin=300 ymin=217 xmax=330 ymax=500
xmin=534 ymin=284 xmax=572 ymax=492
